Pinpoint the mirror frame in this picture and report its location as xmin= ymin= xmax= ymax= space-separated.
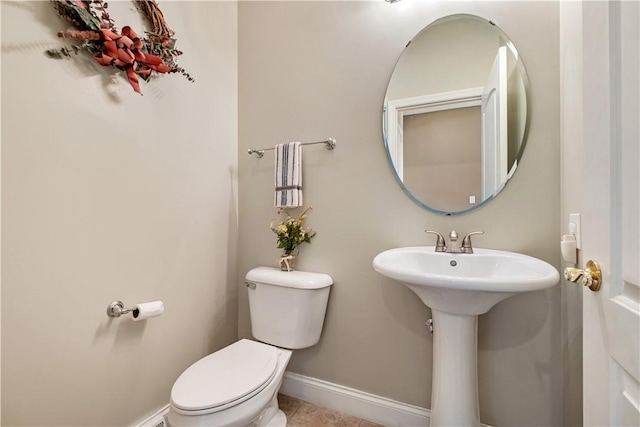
xmin=382 ymin=14 xmax=531 ymax=216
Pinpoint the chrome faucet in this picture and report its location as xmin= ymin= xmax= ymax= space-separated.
xmin=461 ymin=231 xmax=484 ymax=254
xmin=424 ymin=230 xmax=446 ymax=252
xmin=447 ymin=230 xmax=460 ymax=253
xmin=425 ymin=230 xmax=484 ymax=254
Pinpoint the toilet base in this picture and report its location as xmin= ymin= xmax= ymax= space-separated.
xmin=252 ymin=393 xmax=286 ymax=427
xmin=167 ymin=395 xmax=286 ymax=427
xmin=265 ymin=409 xmax=287 ymax=427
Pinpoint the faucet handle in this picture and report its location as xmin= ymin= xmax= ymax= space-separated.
xmin=461 ymin=231 xmax=484 ymax=253
xmin=424 ymin=230 xmax=446 ymax=252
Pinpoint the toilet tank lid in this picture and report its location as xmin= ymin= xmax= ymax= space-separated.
xmin=246 ymin=267 xmax=333 ymax=289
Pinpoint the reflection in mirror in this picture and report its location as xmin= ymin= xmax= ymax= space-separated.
xmin=383 ymin=14 xmax=529 ymax=215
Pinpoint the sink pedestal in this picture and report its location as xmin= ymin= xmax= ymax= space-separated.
xmin=430 ymin=310 xmax=480 ymax=427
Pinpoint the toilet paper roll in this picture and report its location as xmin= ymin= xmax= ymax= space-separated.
xmin=132 ymin=301 xmax=164 ymax=321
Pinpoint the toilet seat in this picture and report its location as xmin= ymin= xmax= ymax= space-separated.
xmin=171 ymin=339 xmax=279 ymax=415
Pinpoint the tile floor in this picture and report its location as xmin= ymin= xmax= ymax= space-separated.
xmin=278 ymin=394 xmax=385 ymax=427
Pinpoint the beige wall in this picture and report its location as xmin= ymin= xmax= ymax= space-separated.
xmin=238 ymin=2 xmax=562 ymax=426
xmin=1 ymin=2 xmax=238 ymax=426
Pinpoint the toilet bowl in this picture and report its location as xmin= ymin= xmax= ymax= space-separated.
xmin=167 ymin=339 xmax=292 ymax=427
xmin=167 ymin=267 xmax=333 ymax=427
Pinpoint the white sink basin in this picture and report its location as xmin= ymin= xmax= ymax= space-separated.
xmin=373 ymin=245 xmax=559 ymax=426
xmin=373 ymin=246 xmax=559 ymax=315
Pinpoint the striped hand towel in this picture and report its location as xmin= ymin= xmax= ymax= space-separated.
xmin=274 ymin=142 xmax=303 ymax=208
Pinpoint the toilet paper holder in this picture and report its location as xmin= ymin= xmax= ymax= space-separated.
xmin=106 ymin=300 xmax=138 ymax=318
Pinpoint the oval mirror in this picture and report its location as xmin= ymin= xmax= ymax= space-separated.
xmin=383 ymin=14 xmax=530 ymax=215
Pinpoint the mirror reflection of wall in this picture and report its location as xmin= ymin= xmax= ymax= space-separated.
xmin=403 ymin=107 xmax=481 ymax=212
xmin=383 ymin=14 xmax=529 ymax=215
xmin=387 ymin=18 xmax=499 ymax=100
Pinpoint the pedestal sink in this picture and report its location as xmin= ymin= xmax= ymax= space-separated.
xmin=373 ymin=246 xmax=559 ymax=427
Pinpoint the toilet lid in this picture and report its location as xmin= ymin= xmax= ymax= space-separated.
xmin=171 ymin=339 xmax=278 ymax=412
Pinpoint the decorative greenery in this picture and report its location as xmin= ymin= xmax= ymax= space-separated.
xmin=46 ymin=0 xmax=194 ymax=95
xmin=270 ymin=206 xmax=317 ymax=256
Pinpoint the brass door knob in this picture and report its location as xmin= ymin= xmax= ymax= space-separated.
xmin=564 ymin=260 xmax=602 ymax=292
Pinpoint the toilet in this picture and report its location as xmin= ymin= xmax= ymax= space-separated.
xmin=167 ymin=266 xmax=333 ymax=427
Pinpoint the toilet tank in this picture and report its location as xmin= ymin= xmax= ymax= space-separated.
xmin=245 ymin=267 xmax=333 ymax=350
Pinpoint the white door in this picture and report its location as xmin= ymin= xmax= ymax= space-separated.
xmin=481 ymin=46 xmax=508 ymax=200
xmin=582 ymin=1 xmax=639 ymax=426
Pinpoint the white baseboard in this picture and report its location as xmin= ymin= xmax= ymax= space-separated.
xmin=133 ymin=404 xmax=170 ymax=427
xmin=280 ymin=371 xmax=432 ymax=427
xmin=133 ymin=373 xmax=492 ymax=427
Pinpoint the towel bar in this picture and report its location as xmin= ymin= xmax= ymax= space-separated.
xmin=247 ymin=138 xmax=336 ymax=158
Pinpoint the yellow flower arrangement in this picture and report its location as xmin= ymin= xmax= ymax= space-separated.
xmin=270 ymin=206 xmax=316 ymax=256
